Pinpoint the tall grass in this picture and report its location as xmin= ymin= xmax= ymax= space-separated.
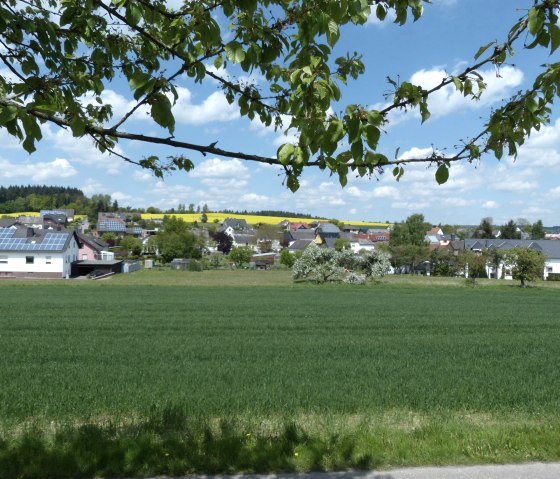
xmin=1 ymin=277 xmax=559 ymax=475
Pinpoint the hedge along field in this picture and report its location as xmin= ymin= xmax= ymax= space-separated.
xmin=1 ymin=277 xmax=560 ymax=476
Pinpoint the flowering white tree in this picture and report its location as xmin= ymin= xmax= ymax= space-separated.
xmin=292 ymin=244 xmax=391 ymax=283
xmin=359 ymin=250 xmax=392 ymax=278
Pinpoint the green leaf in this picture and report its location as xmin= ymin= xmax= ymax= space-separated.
xmin=363 ymin=124 xmax=380 ymax=149
xmin=451 ymin=76 xmax=463 ymax=92
xmin=225 ymin=41 xmax=246 ymax=64
xmin=550 ymin=23 xmax=560 ymax=54
xmin=0 ymin=105 xmax=18 ymax=125
xmin=346 ymin=117 xmax=360 ymax=143
xmin=528 ymin=7 xmax=545 ymax=36
xmin=326 ymin=19 xmax=339 ymax=47
xmin=277 ymin=143 xmax=295 ymax=165
xmin=125 ymin=3 xmax=142 ymax=26
xmin=350 ymin=138 xmax=363 ymax=161
xmin=128 ymin=71 xmax=151 ymax=91
xmin=287 ymin=174 xmax=300 ymax=192
xmin=150 ymin=95 xmax=175 ymax=133
xmin=69 ymin=117 xmax=86 ymax=136
xmin=327 ymin=119 xmax=345 ymax=144
xmin=474 ymin=41 xmax=494 ymax=60
xmin=365 ymin=152 xmax=388 ymax=166
xmin=435 ymin=164 xmax=449 ymax=185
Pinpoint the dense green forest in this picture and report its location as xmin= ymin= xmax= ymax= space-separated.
xmin=0 ymin=185 xmax=87 ymax=213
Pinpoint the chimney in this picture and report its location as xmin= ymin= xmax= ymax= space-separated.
xmin=26 ymin=227 xmax=34 ymax=237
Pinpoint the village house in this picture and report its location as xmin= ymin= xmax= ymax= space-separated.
xmin=0 ymin=225 xmax=80 ymax=279
xmin=464 ymin=239 xmax=560 ymax=280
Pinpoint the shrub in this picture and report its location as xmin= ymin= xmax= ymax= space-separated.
xmin=547 ymin=273 xmax=560 ymax=281
xmin=187 ymin=259 xmax=203 ymax=272
xmin=344 ymin=272 xmax=366 ymax=284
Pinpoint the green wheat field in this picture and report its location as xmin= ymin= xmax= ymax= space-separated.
xmin=1 ymin=270 xmax=559 ymax=477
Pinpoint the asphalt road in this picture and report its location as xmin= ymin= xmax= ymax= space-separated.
xmin=151 ymin=462 xmax=560 ymax=479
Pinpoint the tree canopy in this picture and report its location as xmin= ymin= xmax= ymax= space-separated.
xmin=1 ymin=1 xmax=559 ymax=190
xmin=503 ymin=246 xmax=546 ymax=287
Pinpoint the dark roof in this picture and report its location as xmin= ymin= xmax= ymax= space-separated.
xmin=316 ymin=222 xmax=340 ymax=234
xmin=287 ymin=229 xmax=316 ymax=241
xmin=0 ymin=218 xmax=17 ymax=228
xmin=465 ymin=239 xmax=560 ymax=259
xmin=0 ymin=226 xmax=75 ymax=252
xmin=288 ymin=239 xmax=313 ymax=251
xmin=76 ymin=260 xmax=122 ymax=266
xmin=232 ymin=233 xmax=255 ymax=245
xmin=76 ymin=232 xmax=109 ymax=252
xmin=321 ymin=237 xmax=338 ymax=249
xmin=221 ymin=218 xmax=249 ymax=230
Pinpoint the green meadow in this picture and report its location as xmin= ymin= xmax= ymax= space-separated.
xmin=1 ymin=271 xmax=560 ymax=477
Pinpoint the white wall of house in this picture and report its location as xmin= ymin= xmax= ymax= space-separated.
xmin=544 ymin=259 xmax=560 ymax=279
xmin=485 ymin=258 xmax=559 ymax=280
xmin=0 ymin=237 xmax=79 ymax=278
xmin=350 ymin=242 xmax=375 ymax=254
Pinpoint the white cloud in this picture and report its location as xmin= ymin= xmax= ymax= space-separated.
xmin=483 ymin=200 xmax=500 ymax=209
xmin=111 ymin=191 xmax=134 ymax=202
xmin=0 ymin=157 xmax=77 ymax=182
xmin=81 ymin=180 xmax=110 ymax=196
xmin=372 ymin=186 xmax=400 ymax=198
xmin=189 ymin=158 xmax=249 ymax=178
xmin=133 ymin=171 xmax=154 ymax=182
xmin=200 ymin=177 xmax=249 ymax=190
xmin=522 ymin=206 xmax=551 ymax=216
xmin=92 ymin=87 xmax=239 ymax=126
xmin=379 ymin=65 xmax=523 ymax=126
xmin=173 ymin=88 xmax=239 ymax=124
xmin=392 ymin=200 xmax=431 ymax=210
xmin=407 ymin=65 xmax=523 ymax=119
xmin=515 ymin=118 xmax=560 ymax=168
xmin=43 ymin=124 xmax=125 ymax=174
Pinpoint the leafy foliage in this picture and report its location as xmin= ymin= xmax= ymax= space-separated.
xmin=211 ymin=230 xmax=234 ymax=255
xmin=531 ymin=219 xmax=546 ymax=239
xmin=500 ymin=220 xmax=521 ymax=239
xmin=228 ymin=245 xmax=253 ymax=267
xmin=503 ymin=246 xmax=546 ymax=287
xmin=1 ymin=1 xmax=559 ymax=187
xmin=156 ymin=216 xmax=202 ymax=262
xmin=476 ymin=217 xmax=495 ymax=239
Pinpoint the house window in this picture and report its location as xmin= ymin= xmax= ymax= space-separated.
xmin=0 ymin=255 xmax=7 ymax=264
xmin=46 ymin=256 xmax=52 ymax=264
xmin=547 ymin=267 xmax=553 ymax=273
xmin=26 ymin=256 xmax=34 ymax=264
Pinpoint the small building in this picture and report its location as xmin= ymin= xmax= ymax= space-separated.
xmin=76 ymin=232 xmax=110 ymax=261
xmin=71 ymin=259 xmax=123 ymax=277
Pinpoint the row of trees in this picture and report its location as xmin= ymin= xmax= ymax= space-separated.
xmin=476 ymin=217 xmax=546 ymax=240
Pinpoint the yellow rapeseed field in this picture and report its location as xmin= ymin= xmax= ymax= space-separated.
xmin=4 ymin=211 xmax=389 ymax=228
xmin=141 ymin=212 xmax=390 ymax=228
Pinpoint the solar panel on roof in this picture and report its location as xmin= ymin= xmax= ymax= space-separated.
xmin=0 ymin=230 xmax=70 ymax=251
xmin=99 ymin=220 xmax=126 ymax=232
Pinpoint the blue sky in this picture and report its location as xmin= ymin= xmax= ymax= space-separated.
xmin=1 ymin=0 xmax=559 ymax=226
